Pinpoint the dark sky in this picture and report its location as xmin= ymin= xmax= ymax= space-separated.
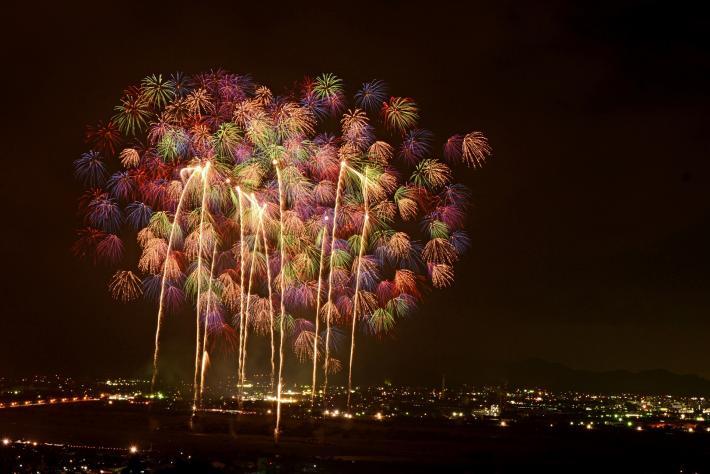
xmin=1 ymin=1 xmax=709 ymax=384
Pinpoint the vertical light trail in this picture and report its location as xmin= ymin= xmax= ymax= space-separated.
xmin=322 ymin=161 xmax=347 ymax=409
xmin=274 ymin=160 xmax=286 ymax=443
xmin=310 ymin=214 xmax=329 ymax=407
xmin=239 ymin=202 xmax=264 ymax=391
xmin=151 ymin=167 xmax=200 ymax=393
xmin=199 ymin=353 xmax=209 ymax=403
xmin=199 ymin=243 xmax=218 ymax=405
xmin=347 ymin=169 xmax=369 ymax=410
xmin=193 ymin=162 xmax=211 ymax=411
xmin=236 ymin=188 xmax=246 ymax=403
xmin=260 ymin=215 xmax=276 ymax=393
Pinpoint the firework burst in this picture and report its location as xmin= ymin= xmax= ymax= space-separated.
xmin=73 ymin=69 xmax=490 ymax=440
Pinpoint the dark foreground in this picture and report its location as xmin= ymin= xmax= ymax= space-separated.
xmin=1 ymin=403 xmax=709 ymax=472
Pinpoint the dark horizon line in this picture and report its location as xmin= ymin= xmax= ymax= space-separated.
xmin=6 ymin=358 xmax=710 ymax=384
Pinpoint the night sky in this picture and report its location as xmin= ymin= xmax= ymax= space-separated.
xmin=2 ymin=1 xmax=709 ymax=384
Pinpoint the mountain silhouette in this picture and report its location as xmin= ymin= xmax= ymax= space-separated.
xmin=505 ymin=359 xmax=710 ymax=396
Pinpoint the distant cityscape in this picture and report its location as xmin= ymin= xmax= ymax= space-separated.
xmin=1 ymin=375 xmax=709 ymax=471
xmin=2 ymin=374 xmax=709 ymax=431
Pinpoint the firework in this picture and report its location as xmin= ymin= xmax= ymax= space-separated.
xmin=192 ymin=164 xmax=211 ymax=409
xmin=461 ymin=132 xmax=491 ymax=168
xmin=274 ymin=161 xmax=288 ymax=442
xmin=150 ymin=167 xmax=200 ymax=391
xmin=322 ymin=161 xmax=346 ymax=406
xmin=310 ymin=214 xmax=329 ymax=406
xmin=109 ymin=270 xmax=143 ymax=302
xmin=381 ymin=97 xmax=419 ymax=133
xmin=346 ymin=168 xmax=370 ymax=409
xmin=199 ymin=243 xmax=219 ymax=404
xmin=236 ymin=188 xmax=247 ymax=403
xmin=73 ymin=70 xmax=490 ymax=441
xmin=354 ymin=80 xmax=388 ymax=113
xmin=239 ymin=201 xmax=266 ymax=392
xmin=260 ymin=220 xmax=277 ymax=392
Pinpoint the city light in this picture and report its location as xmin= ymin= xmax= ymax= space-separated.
xmin=0 ymin=376 xmax=708 ymax=472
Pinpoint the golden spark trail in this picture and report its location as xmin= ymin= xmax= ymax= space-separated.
xmin=310 ymin=214 xmax=329 ymax=407
xmin=151 ymin=167 xmax=200 ymax=393
xmin=260 ymin=215 xmax=276 ymax=393
xmin=322 ymin=161 xmax=347 ymax=408
xmin=239 ymin=203 xmax=265 ymax=391
xmin=199 ymin=243 xmax=218 ymax=405
xmin=347 ymin=169 xmax=369 ymax=409
xmin=200 ymin=353 xmax=209 ymax=401
xmin=274 ymin=161 xmax=286 ymax=443
xmin=236 ymin=188 xmax=246 ymax=403
xmin=192 ymin=163 xmax=211 ymax=410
